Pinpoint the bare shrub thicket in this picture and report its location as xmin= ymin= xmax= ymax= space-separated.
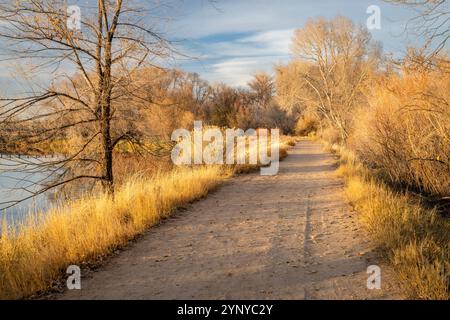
xmin=350 ymin=56 xmax=450 ymax=198
xmin=203 ymin=73 xmax=296 ymax=134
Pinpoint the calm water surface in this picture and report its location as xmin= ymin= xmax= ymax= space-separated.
xmin=0 ymin=155 xmax=53 ymax=229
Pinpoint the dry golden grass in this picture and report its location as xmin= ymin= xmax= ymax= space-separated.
xmin=0 ymin=166 xmax=231 ymax=299
xmin=232 ymin=135 xmax=294 ymax=174
xmin=338 ymin=153 xmax=449 ymax=300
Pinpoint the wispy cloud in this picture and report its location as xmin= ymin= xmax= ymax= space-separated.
xmin=206 ymin=55 xmax=284 ymax=87
xmin=197 ymin=29 xmax=293 ymax=86
xmin=236 ymin=29 xmax=294 ymax=56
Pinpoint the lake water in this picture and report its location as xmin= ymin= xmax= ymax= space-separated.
xmin=0 ymin=155 xmax=53 ymax=229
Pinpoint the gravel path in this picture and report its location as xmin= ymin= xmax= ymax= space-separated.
xmin=59 ymin=139 xmax=403 ymax=300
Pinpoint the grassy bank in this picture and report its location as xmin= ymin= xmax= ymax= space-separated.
xmin=336 ymin=148 xmax=449 ymax=300
xmin=0 ymin=166 xmax=231 ymax=299
xmin=0 ymin=137 xmax=294 ymax=299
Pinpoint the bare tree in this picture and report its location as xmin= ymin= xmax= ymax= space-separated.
xmin=246 ymin=73 xmax=294 ymax=132
xmin=0 ymin=0 xmax=174 ymax=208
xmin=289 ymin=16 xmax=381 ymax=141
xmin=248 ymin=73 xmax=275 ymax=110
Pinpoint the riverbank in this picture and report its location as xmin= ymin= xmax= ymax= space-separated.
xmin=0 ymin=166 xmax=231 ymax=299
xmin=0 ymin=138 xmax=294 ymax=299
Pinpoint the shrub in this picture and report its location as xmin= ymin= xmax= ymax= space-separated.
xmin=350 ymin=67 xmax=450 ymax=197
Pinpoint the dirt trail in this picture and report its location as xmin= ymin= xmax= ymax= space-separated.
xmin=59 ymin=139 xmax=402 ymax=300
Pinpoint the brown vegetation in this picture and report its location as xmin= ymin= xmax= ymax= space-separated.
xmin=350 ymin=61 xmax=449 ymax=198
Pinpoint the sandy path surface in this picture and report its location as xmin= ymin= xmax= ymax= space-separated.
xmin=59 ymin=140 xmax=402 ymax=300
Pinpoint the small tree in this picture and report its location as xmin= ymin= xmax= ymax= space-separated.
xmin=248 ymin=73 xmax=275 ymax=110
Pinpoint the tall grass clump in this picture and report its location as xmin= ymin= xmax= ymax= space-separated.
xmin=0 ymin=166 xmax=231 ymax=299
xmin=339 ymin=157 xmax=449 ymax=300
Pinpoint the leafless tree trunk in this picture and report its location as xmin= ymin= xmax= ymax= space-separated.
xmin=0 ymin=0 xmax=173 ymax=208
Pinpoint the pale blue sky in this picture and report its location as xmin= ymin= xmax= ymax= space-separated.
xmin=0 ymin=0 xmax=433 ymax=92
